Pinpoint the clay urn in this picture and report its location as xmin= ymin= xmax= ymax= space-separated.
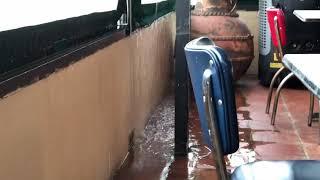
xmin=191 ymin=0 xmax=254 ymax=80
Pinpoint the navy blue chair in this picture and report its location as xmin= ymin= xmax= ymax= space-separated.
xmin=185 ymin=37 xmax=320 ymax=180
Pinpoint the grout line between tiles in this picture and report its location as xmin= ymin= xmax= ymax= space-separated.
xmin=281 ymin=94 xmax=310 ymax=159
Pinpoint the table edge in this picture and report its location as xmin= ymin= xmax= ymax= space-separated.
xmin=293 ymin=10 xmax=307 ymax=22
xmin=283 ymin=56 xmax=320 ymax=99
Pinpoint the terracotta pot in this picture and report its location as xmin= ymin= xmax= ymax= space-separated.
xmin=191 ymin=0 xmax=254 ymax=80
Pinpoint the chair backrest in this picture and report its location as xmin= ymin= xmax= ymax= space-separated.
xmin=185 ymin=37 xmax=239 ymax=180
xmin=184 ymin=37 xmax=239 ymax=155
xmin=267 ymin=8 xmax=287 ymax=48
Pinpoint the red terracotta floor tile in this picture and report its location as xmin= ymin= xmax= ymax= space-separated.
xmin=254 ymin=143 xmax=306 ymax=160
xmin=252 ymin=130 xmax=299 ymax=145
xmin=305 ymin=144 xmax=320 ymax=159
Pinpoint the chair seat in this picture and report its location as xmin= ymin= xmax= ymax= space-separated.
xmin=231 ymin=160 xmax=320 ymax=180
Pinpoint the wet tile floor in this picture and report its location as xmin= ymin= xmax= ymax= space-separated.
xmin=113 ymin=75 xmax=320 ymax=180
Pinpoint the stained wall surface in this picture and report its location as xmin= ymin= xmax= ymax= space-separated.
xmin=0 ymin=13 xmax=175 ymax=180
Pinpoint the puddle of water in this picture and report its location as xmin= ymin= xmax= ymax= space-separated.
xmin=115 ymin=83 xmax=277 ymax=179
xmin=113 ymin=95 xmax=175 ymax=180
xmin=236 ymin=90 xmax=252 ymax=121
xmin=225 ymin=88 xmax=258 ymax=171
xmin=167 ymin=87 xmax=260 ymax=179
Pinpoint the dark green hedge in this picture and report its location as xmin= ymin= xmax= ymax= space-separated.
xmin=238 ymin=0 xmax=258 ymax=10
xmin=0 ymin=11 xmax=122 ymax=76
xmin=132 ymin=0 xmax=176 ymax=29
xmin=0 ymin=0 xmax=175 ymax=76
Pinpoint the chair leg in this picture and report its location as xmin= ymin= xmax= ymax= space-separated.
xmin=266 ymin=67 xmax=285 ymax=114
xmin=271 ymin=72 xmax=295 ymax=125
xmin=318 ymin=99 xmax=320 ymax=145
xmin=308 ymin=93 xmax=315 ymax=127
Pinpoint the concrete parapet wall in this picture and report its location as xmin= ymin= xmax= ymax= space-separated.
xmin=0 ymin=13 xmax=175 ymax=180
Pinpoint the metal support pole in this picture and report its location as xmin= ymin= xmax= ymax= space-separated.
xmin=274 ymin=16 xmax=283 ymax=58
xmin=126 ymin=0 xmax=132 ymax=34
xmin=155 ymin=3 xmax=158 ymax=20
xmin=175 ymin=0 xmax=190 ymax=156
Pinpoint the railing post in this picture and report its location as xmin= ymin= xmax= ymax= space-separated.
xmin=175 ymin=0 xmax=190 ymax=156
xmin=126 ymin=0 xmax=132 ymax=34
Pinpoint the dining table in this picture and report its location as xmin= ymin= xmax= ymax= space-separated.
xmin=283 ymin=10 xmax=320 ymax=142
xmin=283 ymin=54 xmax=320 ymax=100
xmin=293 ymin=10 xmax=320 ymax=22
xmin=282 ymin=54 xmax=320 ymax=142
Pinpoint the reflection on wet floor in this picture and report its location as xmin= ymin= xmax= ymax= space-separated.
xmin=114 ymin=76 xmax=320 ymax=179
